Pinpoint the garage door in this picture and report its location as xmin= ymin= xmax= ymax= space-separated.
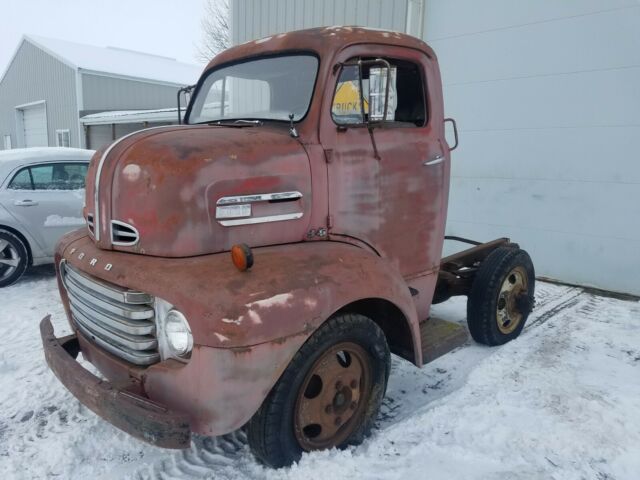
xmin=21 ymin=103 xmax=48 ymax=147
xmin=87 ymin=125 xmax=113 ymax=150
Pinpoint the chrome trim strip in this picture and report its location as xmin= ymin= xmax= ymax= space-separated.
xmin=64 ymin=263 xmax=151 ymax=304
xmin=218 ymin=212 xmax=303 ymax=226
xmin=94 ymin=125 xmax=175 ymax=242
xmin=216 ymin=191 xmax=302 ymax=205
xmin=75 ymin=322 xmax=160 ymax=365
xmin=110 ymin=220 xmax=140 ymax=247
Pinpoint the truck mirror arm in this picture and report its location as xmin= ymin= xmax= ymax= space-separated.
xmin=177 ymin=84 xmax=196 ymax=125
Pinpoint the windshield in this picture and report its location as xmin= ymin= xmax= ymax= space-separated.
xmin=187 ymin=54 xmax=319 ymax=124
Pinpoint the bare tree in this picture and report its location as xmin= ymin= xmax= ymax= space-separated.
xmin=197 ymin=0 xmax=231 ymax=62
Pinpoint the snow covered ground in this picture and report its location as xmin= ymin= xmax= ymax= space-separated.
xmin=1 ymin=267 xmax=639 ymax=479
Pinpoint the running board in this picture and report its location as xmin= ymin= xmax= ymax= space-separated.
xmin=420 ymin=318 xmax=468 ymax=365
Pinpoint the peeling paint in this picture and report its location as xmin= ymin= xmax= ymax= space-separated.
xmin=122 ymin=164 xmax=141 ymax=182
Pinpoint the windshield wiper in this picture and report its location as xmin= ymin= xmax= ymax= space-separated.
xmin=208 ymin=119 xmax=263 ymax=127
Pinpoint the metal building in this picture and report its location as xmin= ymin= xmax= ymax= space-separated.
xmin=230 ymin=0 xmax=640 ymax=296
xmin=0 ymin=35 xmax=201 ymax=150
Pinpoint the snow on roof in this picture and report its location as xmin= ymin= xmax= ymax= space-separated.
xmin=80 ymin=108 xmax=184 ymax=125
xmin=0 ymin=147 xmax=94 ymax=179
xmin=25 ymin=35 xmax=203 ymax=86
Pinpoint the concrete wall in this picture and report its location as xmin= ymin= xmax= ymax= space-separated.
xmin=81 ymin=73 xmax=182 ymax=113
xmin=426 ymin=0 xmax=640 ymax=295
xmin=0 ymin=41 xmax=79 ymax=148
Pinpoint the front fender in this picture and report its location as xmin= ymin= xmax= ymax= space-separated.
xmin=59 ymin=235 xmax=418 ymax=350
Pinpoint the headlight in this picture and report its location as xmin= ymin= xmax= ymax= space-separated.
xmin=164 ymin=309 xmax=193 ymax=358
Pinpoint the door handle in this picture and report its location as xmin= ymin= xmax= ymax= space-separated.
xmin=14 ymin=199 xmax=39 ymax=207
xmin=423 ymin=155 xmax=444 ymax=166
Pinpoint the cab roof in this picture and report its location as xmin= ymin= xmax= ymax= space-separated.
xmin=207 ymin=26 xmax=434 ymax=71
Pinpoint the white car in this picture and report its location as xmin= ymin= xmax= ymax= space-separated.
xmin=0 ymin=147 xmax=94 ymax=287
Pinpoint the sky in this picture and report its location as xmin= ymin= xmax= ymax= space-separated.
xmin=0 ymin=0 xmax=210 ymax=75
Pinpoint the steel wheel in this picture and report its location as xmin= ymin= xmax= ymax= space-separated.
xmin=0 ymin=238 xmax=21 ymax=282
xmin=294 ymin=342 xmax=372 ymax=451
xmin=496 ymin=266 xmax=528 ymax=334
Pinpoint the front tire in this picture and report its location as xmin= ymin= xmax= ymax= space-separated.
xmin=247 ymin=313 xmax=390 ymax=468
xmin=0 ymin=230 xmax=28 ymax=288
xmin=467 ymin=246 xmax=535 ymax=346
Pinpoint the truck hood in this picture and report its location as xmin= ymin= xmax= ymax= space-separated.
xmin=85 ymin=125 xmax=311 ymax=257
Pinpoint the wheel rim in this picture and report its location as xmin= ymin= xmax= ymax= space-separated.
xmin=0 ymin=239 xmax=20 ymax=281
xmin=496 ymin=266 xmax=528 ymax=334
xmin=294 ymin=342 xmax=372 ymax=451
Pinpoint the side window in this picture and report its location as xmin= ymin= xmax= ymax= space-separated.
xmin=8 ymin=168 xmax=33 ymax=190
xmin=29 ymin=163 xmax=88 ymax=190
xmin=331 ymin=58 xmax=426 ymax=127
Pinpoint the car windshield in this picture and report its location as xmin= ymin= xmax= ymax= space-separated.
xmin=186 ymin=54 xmax=319 ymax=124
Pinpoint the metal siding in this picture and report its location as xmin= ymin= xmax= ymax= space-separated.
xmin=230 ymin=0 xmax=410 ymax=44
xmin=427 ymin=0 xmax=640 ymax=295
xmin=81 ymin=74 xmax=183 ymax=112
xmin=0 ymin=40 xmax=78 ymax=148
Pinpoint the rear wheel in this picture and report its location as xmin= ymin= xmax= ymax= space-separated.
xmin=467 ymin=246 xmax=535 ymax=346
xmin=0 ymin=230 xmax=28 ymax=288
xmin=247 ymin=313 xmax=390 ymax=468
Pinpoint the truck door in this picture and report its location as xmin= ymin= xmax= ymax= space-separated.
xmin=319 ymin=46 xmax=448 ymax=278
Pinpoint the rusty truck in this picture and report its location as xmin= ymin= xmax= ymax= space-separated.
xmin=40 ymin=27 xmax=535 ymax=468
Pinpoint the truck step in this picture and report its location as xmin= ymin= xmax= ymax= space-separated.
xmin=420 ymin=317 xmax=469 ymax=365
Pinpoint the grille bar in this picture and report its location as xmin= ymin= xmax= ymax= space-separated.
xmin=64 ymin=273 xmax=153 ymax=320
xmin=63 ymin=261 xmax=152 ymax=304
xmin=61 ymin=262 xmax=159 ymax=366
xmin=75 ymin=322 xmax=160 ymax=365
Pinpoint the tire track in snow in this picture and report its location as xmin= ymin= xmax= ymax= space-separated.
xmin=129 ymin=432 xmax=249 ymax=480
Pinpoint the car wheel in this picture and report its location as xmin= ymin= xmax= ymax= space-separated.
xmin=246 ymin=313 xmax=390 ymax=468
xmin=0 ymin=230 xmax=28 ymax=287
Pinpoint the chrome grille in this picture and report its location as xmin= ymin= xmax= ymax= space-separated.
xmin=61 ymin=261 xmax=159 ymax=365
xmin=111 ymin=220 xmax=139 ymax=246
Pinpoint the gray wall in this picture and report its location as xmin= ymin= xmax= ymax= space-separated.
xmin=231 ymin=0 xmax=409 ymax=44
xmin=0 ymin=41 xmax=78 ymax=149
xmin=81 ymin=74 xmax=182 ymax=114
xmin=426 ymin=0 xmax=640 ymax=296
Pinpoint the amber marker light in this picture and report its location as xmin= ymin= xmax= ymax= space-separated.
xmin=231 ymin=243 xmax=254 ymax=271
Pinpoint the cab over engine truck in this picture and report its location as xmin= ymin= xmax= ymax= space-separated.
xmin=40 ymin=27 xmax=535 ymax=468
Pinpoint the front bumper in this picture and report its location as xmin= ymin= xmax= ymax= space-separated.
xmin=40 ymin=315 xmax=191 ymax=449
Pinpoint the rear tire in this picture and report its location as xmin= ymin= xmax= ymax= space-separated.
xmin=0 ymin=230 xmax=28 ymax=288
xmin=247 ymin=313 xmax=390 ymax=468
xmin=467 ymin=246 xmax=535 ymax=346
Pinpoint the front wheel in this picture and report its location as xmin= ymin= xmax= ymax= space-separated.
xmin=246 ymin=313 xmax=390 ymax=468
xmin=467 ymin=246 xmax=535 ymax=346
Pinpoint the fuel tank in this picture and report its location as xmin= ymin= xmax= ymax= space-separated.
xmin=85 ymin=124 xmax=312 ymax=257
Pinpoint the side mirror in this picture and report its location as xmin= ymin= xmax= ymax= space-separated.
xmin=368 ymin=61 xmax=396 ymax=123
